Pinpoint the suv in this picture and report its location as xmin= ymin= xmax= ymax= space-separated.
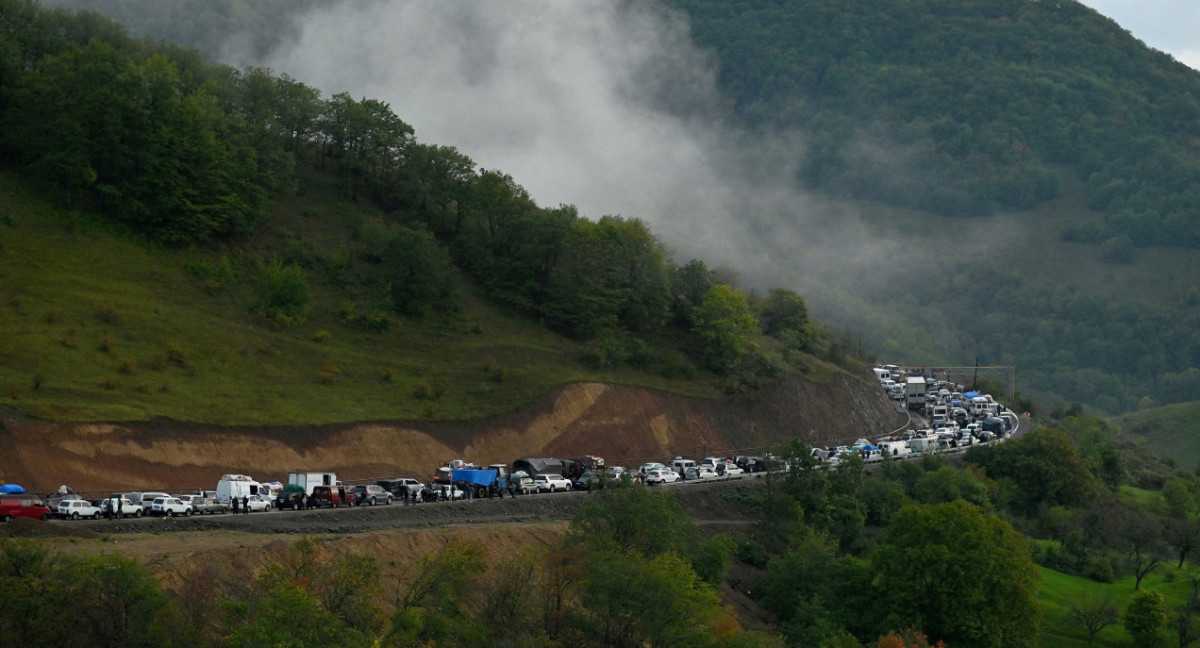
xmin=57 ymin=499 xmax=103 ymax=520
xmin=644 ymin=469 xmax=679 ymax=485
xmin=351 ymin=484 xmax=393 ymax=506
xmin=151 ymin=497 xmax=193 ymax=517
xmin=533 ymin=474 xmax=572 ymax=493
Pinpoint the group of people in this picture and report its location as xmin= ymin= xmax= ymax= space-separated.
xmin=229 ymin=495 xmax=251 ymax=514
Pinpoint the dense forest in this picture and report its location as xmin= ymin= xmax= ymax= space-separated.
xmin=667 ymin=0 xmax=1200 ymax=248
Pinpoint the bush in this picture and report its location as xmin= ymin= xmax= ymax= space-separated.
xmin=254 ymin=259 xmax=310 ymax=324
xmin=1099 ymin=235 xmax=1134 ymax=263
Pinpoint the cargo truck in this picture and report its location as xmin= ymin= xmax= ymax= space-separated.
xmin=905 ymin=377 xmax=927 ymax=410
xmin=287 ymin=471 xmax=338 ymax=495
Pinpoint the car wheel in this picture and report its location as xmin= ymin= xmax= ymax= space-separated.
xmin=185 ymin=509 xmax=192 ymax=517
xmin=71 ymin=512 xmax=80 ymax=520
xmin=565 ymin=483 xmax=573 ymax=491
xmin=369 ymin=497 xmax=376 ymax=506
xmin=134 ymin=510 xmax=142 ymax=518
xmin=92 ymin=512 xmax=100 ymax=519
xmin=42 ymin=513 xmax=51 ymax=521
xmin=2 ymin=514 xmax=10 ymax=522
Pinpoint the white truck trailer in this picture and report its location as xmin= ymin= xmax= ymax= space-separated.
xmin=287 ymin=471 xmax=338 ymax=495
xmin=905 ymin=377 xmax=927 ymax=410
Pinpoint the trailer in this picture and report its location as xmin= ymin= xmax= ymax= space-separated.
xmin=905 ymin=377 xmax=927 ymax=410
xmin=287 ymin=471 xmax=337 ymax=495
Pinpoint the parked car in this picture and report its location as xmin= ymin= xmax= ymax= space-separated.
xmin=639 ymin=462 xmax=666 ymax=475
xmin=133 ymin=492 xmax=170 ymax=513
xmin=310 ymin=485 xmax=354 ymax=507
xmin=431 ymin=483 xmax=465 ymax=500
xmin=191 ymin=497 xmax=229 ymax=514
xmin=533 ymin=474 xmax=572 ymax=493
xmin=514 ymin=477 xmax=536 ymax=495
xmin=244 ymin=495 xmax=272 ymax=512
xmin=644 ymin=469 xmax=680 ymax=485
xmin=151 ymin=497 xmax=193 ymax=517
xmin=605 ymin=466 xmax=629 ymax=481
xmin=1 ymin=495 xmax=53 ymax=521
xmin=352 ymin=484 xmax=393 ymax=506
xmin=57 ymin=499 xmax=102 ymax=520
xmin=573 ymin=471 xmax=603 ymax=491
xmin=102 ymin=497 xmax=144 ymax=518
xmin=684 ymin=466 xmax=719 ymax=480
xmin=721 ymin=463 xmax=745 ymax=477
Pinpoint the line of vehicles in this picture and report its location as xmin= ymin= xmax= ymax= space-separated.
xmin=0 ymin=365 xmax=1018 ymax=524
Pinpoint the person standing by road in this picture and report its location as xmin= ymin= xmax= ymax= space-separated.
xmin=231 ymin=496 xmax=238 ymax=514
xmin=242 ymin=495 xmax=249 ymax=514
xmin=116 ymin=497 xmax=124 ymax=519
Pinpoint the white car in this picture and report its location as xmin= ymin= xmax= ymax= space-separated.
xmin=645 ymin=469 xmax=679 ymax=485
xmin=684 ymin=466 xmax=719 ymax=480
xmin=151 ymin=497 xmax=192 ymax=517
xmin=57 ymin=499 xmax=102 ymax=519
xmin=639 ymin=462 xmax=666 ymax=475
xmin=534 ymin=474 xmax=572 ymax=493
xmin=243 ymin=495 xmax=272 ymax=512
xmin=721 ymin=464 xmax=745 ymax=477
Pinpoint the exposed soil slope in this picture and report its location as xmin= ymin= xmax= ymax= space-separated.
xmin=0 ymin=372 xmax=904 ymax=494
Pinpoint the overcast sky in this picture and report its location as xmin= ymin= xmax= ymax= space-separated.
xmin=1082 ymin=0 xmax=1200 ymax=69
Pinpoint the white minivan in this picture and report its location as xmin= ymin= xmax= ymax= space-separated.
xmin=669 ymin=457 xmax=697 ymax=478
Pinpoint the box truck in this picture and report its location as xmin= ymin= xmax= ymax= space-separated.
xmin=287 ymin=471 xmax=337 ymax=495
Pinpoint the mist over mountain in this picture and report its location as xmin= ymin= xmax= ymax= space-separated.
xmin=26 ymin=0 xmax=1200 ymax=413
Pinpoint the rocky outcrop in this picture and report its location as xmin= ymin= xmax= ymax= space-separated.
xmin=0 ymin=371 xmax=904 ymax=495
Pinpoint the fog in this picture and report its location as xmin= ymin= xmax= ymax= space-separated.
xmin=251 ymin=0 xmax=912 ymax=290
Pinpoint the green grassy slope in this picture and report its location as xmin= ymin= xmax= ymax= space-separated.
xmin=0 ymin=170 xmax=724 ymax=425
xmin=1115 ymin=402 xmax=1200 ymax=471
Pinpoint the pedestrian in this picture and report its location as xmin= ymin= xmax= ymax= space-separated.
xmin=242 ymin=495 xmax=249 ymax=514
xmin=116 ymin=497 xmax=124 ymax=519
xmin=231 ymin=496 xmax=238 ymax=514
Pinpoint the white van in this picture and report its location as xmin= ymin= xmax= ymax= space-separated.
xmin=670 ymin=457 xmax=697 ymax=478
xmin=216 ymin=474 xmax=264 ymax=505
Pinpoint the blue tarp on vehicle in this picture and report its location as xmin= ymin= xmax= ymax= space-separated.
xmin=0 ymin=484 xmax=26 ymax=494
xmin=964 ymin=391 xmax=980 ymax=399
xmin=451 ymin=469 xmax=501 ymax=487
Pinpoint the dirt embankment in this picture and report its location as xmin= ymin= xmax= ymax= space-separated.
xmin=0 ymin=371 xmax=904 ymax=494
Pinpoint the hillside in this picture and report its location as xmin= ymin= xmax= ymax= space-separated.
xmin=36 ymin=0 xmax=1200 ymax=415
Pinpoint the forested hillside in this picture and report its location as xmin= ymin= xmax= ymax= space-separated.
xmin=0 ymin=1 xmax=840 ymax=422
xmin=20 ymin=0 xmax=1200 ymax=415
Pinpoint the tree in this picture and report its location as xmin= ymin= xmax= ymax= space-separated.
xmin=379 ymin=223 xmax=457 ymax=318
xmin=1068 ymin=595 xmax=1119 ymax=645
xmin=871 ymin=501 xmax=1041 ymax=648
xmin=964 ymin=428 xmax=1099 ymax=516
xmin=692 ymin=284 xmax=758 ymax=372
xmin=1124 ymin=588 xmax=1169 ymax=648
xmin=581 ymin=550 xmax=726 ymax=648
xmin=757 ymin=287 xmax=812 ymax=350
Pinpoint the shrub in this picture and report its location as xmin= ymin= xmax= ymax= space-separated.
xmin=92 ymin=301 xmax=119 ymax=324
xmin=1099 ymin=235 xmax=1134 ymax=263
xmin=98 ymin=336 xmax=114 ymax=353
xmin=117 ymin=358 xmax=137 ymax=374
xmin=312 ymin=330 xmax=331 ymax=343
xmin=319 ymin=363 xmax=342 ymax=384
xmin=253 ymin=259 xmax=310 ymax=325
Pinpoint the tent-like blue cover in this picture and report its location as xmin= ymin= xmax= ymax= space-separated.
xmin=964 ymin=391 xmax=981 ymax=399
xmin=0 ymin=484 xmax=26 ymax=494
xmin=451 ymin=469 xmax=501 ymax=487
